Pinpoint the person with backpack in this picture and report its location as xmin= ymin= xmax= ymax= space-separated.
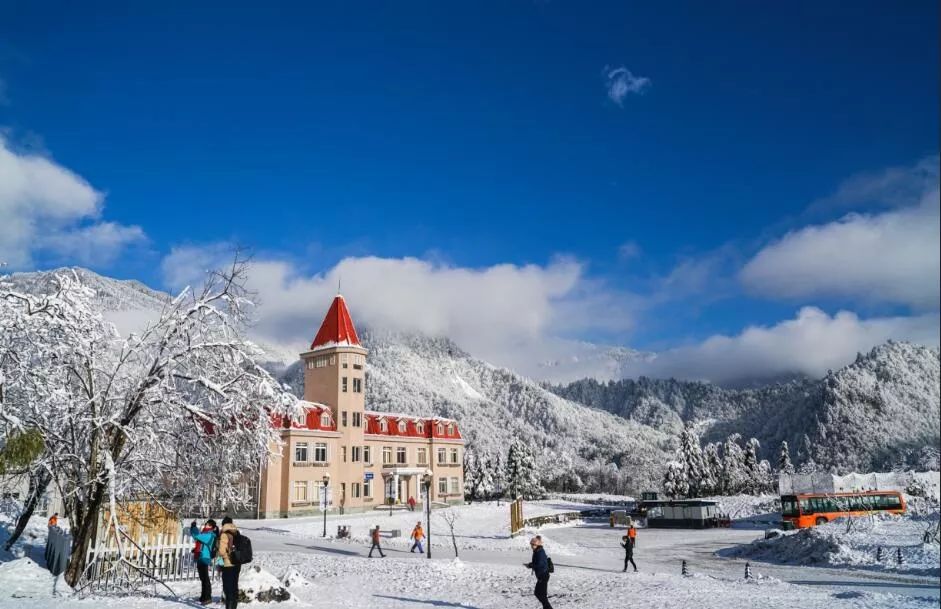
xmin=368 ymin=524 xmax=386 ymax=558
xmin=409 ymin=521 xmax=425 ymax=553
xmin=524 ymin=535 xmax=554 ymax=609
xmin=218 ymin=515 xmax=249 ymax=609
xmin=189 ymin=518 xmax=218 ymax=605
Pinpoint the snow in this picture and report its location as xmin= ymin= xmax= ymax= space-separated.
xmin=0 ymin=558 xmax=61 ymax=599
xmin=725 ymin=511 xmax=941 ymax=577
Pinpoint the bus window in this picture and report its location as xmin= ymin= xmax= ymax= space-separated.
xmin=799 ymin=499 xmax=811 ymax=514
xmin=781 ymin=497 xmax=799 ymax=517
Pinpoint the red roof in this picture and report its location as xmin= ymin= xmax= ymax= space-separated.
xmin=311 ymin=295 xmax=361 ymax=350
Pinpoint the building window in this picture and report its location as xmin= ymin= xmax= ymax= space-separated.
xmin=363 ymin=446 xmax=371 ymax=464
xmin=342 ymin=446 xmax=347 ymax=463
xmin=397 ymin=420 xmax=407 ymax=434
xmin=294 ymin=481 xmax=308 ymax=502
xmin=352 ymin=483 xmax=361 ymax=498
xmin=341 ymin=411 xmax=348 ymax=427
xmin=329 ymin=356 xmax=336 ymax=365
xmin=447 ymin=424 xmax=454 ymax=436
xmin=382 ymin=446 xmax=392 ymax=465
xmin=438 ymin=478 xmax=448 ymax=495
xmin=352 ymin=446 xmax=361 ymax=462
xmin=364 ymin=479 xmax=372 ymax=498
xmin=314 ymin=443 xmax=328 ymax=463
xmin=417 ymin=422 xmax=425 ymax=434
xmin=352 ymin=412 xmax=362 ymax=427
xmin=417 ymin=448 xmax=427 ymax=465
xmin=450 ymin=477 xmax=460 ymax=494
xmin=450 ymin=448 xmax=459 ymax=464
xmin=342 ymin=377 xmax=348 ymax=392
xmin=396 ymin=447 xmax=407 ymax=465
xmin=436 ymin=423 xmax=444 ymax=435
xmin=437 ymin=447 xmax=446 ymax=465
xmin=320 ymin=412 xmax=331 ymax=428
xmin=353 ymin=377 xmax=363 ymax=393
xmin=353 ymin=354 xmax=364 ymax=370
xmin=311 ymin=356 xmax=330 ymax=369
xmin=294 ymin=442 xmax=308 ymax=463
xmin=379 ymin=419 xmax=388 ymax=433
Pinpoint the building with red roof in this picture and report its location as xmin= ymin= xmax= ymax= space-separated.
xmin=258 ymin=295 xmax=464 ymax=517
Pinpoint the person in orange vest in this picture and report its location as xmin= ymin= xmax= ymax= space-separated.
xmin=47 ymin=512 xmax=59 ymax=528
xmin=409 ymin=521 xmax=425 ymax=553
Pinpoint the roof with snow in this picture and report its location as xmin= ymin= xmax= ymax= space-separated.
xmin=310 ymin=294 xmax=362 ymax=351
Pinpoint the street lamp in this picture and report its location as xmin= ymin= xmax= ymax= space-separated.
xmin=422 ymin=469 xmax=433 ymax=559
xmin=322 ymin=473 xmax=331 ymax=538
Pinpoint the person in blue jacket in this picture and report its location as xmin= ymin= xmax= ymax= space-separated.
xmin=524 ymin=535 xmax=554 ymax=609
xmin=190 ymin=518 xmax=218 ymax=605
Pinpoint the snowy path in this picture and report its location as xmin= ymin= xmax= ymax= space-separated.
xmin=239 ymin=518 xmax=941 ymax=600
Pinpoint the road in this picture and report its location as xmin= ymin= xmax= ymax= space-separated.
xmin=239 ymin=517 xmax=940 ymax=601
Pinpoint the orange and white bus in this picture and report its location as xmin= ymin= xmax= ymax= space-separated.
xmin=781 ymin=490 xmax=906 ymax=528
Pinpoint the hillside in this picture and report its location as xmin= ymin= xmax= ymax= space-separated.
xmin=552 ymin=341 xmax=941 ymax=472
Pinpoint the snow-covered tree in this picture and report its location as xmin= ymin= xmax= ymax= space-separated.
xmin=797 ymin=434 xmax=818 ymax=474
xmin=0 ymin=264 xmax=298 ymax=586
xmin=680 ymin=425 xmax=707 ymax=497
xmin=662 ymin=460 xmax=688 ymax=499
xmin=701 ymin=443 xmax=723 ymax=495
xmin=477 ymin=456 xmax=496 ymax=499
xmin=491 ymin=453 xmax=506 ymax=499
xmin=504 ymin=437 xmax=543 ymax=500
xmin=463 ymin=450 xmax=479 ymax=501
xmin=777 ymin=441 xmax=795 ymax=475
xmin=743 ymin=438 xmax=762 ymax=494
xmin=721 ymin=434 xmax=747 ymax=495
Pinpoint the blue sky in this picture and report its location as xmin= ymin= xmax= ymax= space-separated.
xmin=1 ymin=2 xmax=938 ymax=382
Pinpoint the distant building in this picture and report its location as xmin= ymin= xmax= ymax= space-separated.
xmin=257 ymin=294 xmax=465 ymax=517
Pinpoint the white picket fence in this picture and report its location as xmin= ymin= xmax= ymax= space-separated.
xmin=82 ymin=528 xmax=215 ymax=592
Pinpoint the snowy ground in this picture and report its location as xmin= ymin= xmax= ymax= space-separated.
xmin=1 ymin=497 xmax=939 ymax=608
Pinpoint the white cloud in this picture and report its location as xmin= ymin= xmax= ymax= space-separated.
xmin=741 ymin=187 xmax=940 ymax=309
xmin=0 ymin=136 xmax=145 ymax=268
xmin=624 ymin=306 xmax=940 ymax=386
xmin=161 ymin=245 xmax=641 ymax=378
xmin=617 ymin=241 xmax=641 ymax=261
xmin=603 ymin=66 xmax=650 ymax=106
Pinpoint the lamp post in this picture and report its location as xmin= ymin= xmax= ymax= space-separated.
xmin=422 ymin=469 xmax=433 ymax=559
xmin=322 ymin=473 xmax=331 ymax=538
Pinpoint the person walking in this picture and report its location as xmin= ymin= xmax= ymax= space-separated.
xmin=218 ymin=516 xmax=242 ymax=609
xmin=524 ymin=536 xmax=553 ymax=609
xmin=407 ymin=496 xmax=417 ymax=512
xmin=621 ymin=532 xmax=637 ymax=572
xmin=189 ymin=519 xmax=218 ymax=605
xmin=368 ymin=525 xmax=386 ymax=558
xmin=409 ymin=521 xmax=425 ymax=553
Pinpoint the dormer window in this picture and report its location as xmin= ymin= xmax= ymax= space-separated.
xmin=447 ymin=424 xmax=454 ymax=436
xmin=379 ymin=419 xmax=388 ymax=433
xmin=397 ymin=420 xmax=407 ymax=434
xmin=417 ymin=422 xmax=425 ymax=434
xmin=436 ymin=423 xmax=444 ymax=435
xmin=320 ymin=412 xmax=331 ymax=428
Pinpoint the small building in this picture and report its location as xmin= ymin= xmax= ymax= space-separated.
xmin=645 ymin=499 xmax=719 ymax=529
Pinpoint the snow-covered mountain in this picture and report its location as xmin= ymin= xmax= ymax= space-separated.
xmin=551 ymin=341 xmax=941 ymax=472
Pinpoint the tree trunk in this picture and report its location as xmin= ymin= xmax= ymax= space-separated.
xmin=2 ymin=468 xmax=51 ymax=551
xmin=63 ymin=482 xmax=105 ymax=588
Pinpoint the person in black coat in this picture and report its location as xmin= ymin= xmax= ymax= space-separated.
xmin=524 ymin=536 xmax=554 ymax=609
xmin=621 ymin=533 xmax=637 ymax=572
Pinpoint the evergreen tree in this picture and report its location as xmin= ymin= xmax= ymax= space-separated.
xmin=797 ymin=434 xmax=818 ymax=474
xmin=463 ymin=450 xmax=479 ymax=501
xmin=757 ymin=459 xmax=774 ymax=494
xmin=702 ymin=442 xmax=723 ymax=495
xmin=721 ymin=434 xmax=747 ymax=495
xmin=491 ymin=454 xmax=506 ymax=499
xmin=504 ymin=438 xmax=543 ymax=500
xmin=662 ymin=460 xmax=688 ymax=499
xmin=477 ymin=456 xmax=496 ymax=499
xmin=680 ymin=425 xmax=707 ymax=497
xmin=777 ymin=441 xmax=795 ymax=475
xmin=743 ymin=438 xmax=762 ymax=495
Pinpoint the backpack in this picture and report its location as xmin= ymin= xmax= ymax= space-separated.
xmin=547 ymin=557 xmax=555 ymax=574
xmin=209 ymin=532 xmax=221 ymax=559
xmin=227 ymin=531 xmax=253 ymax=565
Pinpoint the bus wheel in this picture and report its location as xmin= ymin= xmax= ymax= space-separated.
xmin=815 ymin=517 xmax=827 ymax=526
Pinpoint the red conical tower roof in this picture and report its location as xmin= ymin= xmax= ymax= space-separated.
xmin=310 ymin=295 xmax=361 ymax=350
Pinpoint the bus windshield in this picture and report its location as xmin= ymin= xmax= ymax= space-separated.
xmin=781 ymin=496 xmax=800 ymax=517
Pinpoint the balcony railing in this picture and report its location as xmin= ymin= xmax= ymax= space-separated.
xmin=293 ymin=461 xmax=330 ymax=467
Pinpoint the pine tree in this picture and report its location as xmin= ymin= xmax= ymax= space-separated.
xmin=702 ymin=442 xmax=722 ymax=495
xmin=721 ymin=434 xmax=746 ymax=495
xmin=463 ymin=450 xmax=478 ymax=501
xmin=477 ymin=456 xmax=496 ymax=499
xmin=797 ymin=434 xmax=818 ymax=474
xmin=743 ymin=438 xmax=762 ymax=495
xmin=504 ymin=438 xmax=543 ymax=500
xmin=680 ymin=425 xmax=707 ymax=497
xmin=492 ymin=454 xmax=506 ymax=499
xmin=777 ymin=441 xmax=795 ymax=475
xmin=662 ymin=460 xmax=689 ymax=499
